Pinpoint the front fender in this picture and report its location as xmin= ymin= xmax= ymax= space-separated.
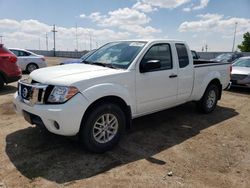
xmin=81 ymin=83 xmax=135 ymax=114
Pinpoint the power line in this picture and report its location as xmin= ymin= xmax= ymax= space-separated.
xmin=51 ymin=24 xmax=57 ymax=56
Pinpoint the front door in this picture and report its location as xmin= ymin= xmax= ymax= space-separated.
xmin=136 ymin=43 xmax=178 ymax=115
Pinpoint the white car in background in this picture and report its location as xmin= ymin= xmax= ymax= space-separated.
xmin=9 ymin=48 xmax=47 ymax=73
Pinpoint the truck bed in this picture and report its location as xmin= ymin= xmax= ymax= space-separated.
xmin=193 ymin=59 xmax=230 ymax=66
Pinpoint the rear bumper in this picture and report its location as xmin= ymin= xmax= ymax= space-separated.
xmin=230 ymin=80 xmax=250 ymax=88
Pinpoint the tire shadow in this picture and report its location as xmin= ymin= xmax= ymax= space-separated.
xmin=5 ymin=102 xmax=238 ymax=183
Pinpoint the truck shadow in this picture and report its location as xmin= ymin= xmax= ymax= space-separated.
xmin=5 ymin=102 xmax=238 ymax=184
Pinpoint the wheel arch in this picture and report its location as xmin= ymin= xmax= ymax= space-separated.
xmin=81 ymin=95 xmax=132 ymax=131
xmin=204 ymin=78 xmax=222 ymax=100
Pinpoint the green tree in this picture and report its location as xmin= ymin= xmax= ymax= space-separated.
xmin=238 ymin=32 xmax=250 ymax=52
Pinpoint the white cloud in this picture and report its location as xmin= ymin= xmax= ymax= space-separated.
xmin=178 ymin=13 xmax=250 ymax=37
xmin=193 ymin=0 xmax=209 ymax=10
xmin=183 ymin=0 xmax=209 ymax=12
xmin=79 ymin=14 xmax=86 ymax=18
xmin=132 ymin=2 xmax=157 ymax=12
xmin=0 ymin=18 xmax=132 ymax=50
xmin=0 ymin=19 xmax=20 ymax=29
xmin=140 ymin=0 xmax=191 ymax=9
xmin=88 ymin=8 xmax=161 ymax=37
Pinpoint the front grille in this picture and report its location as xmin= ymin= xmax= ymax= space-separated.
xmin=231 ymin=74 xmax=248 ymax=81
xmin=18 ymin=80 xmax=48 ymax=106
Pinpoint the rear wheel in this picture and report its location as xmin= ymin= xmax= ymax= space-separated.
xmin=197 ymin=84 xmax=219 ymax=113
xmin=0 ymin=76 xmax=4 ymax=90
xmin=79 ymin=103 xmax=125 ymax=153
xmin=26 ymin=63 xmax=38 ymax=73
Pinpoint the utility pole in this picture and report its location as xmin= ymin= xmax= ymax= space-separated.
xmin=0 ymin=35 xmax=3 ymax=44
xmin=45 ymin=33 xmax=48 ymax=51
xmin=232 ymin=22 xmax=238 ymax=52
xmin=87 ymin=30 xmax=92 ymax=50
xmin=38 ymin=37 xmax=41 ymax=50
xmin=75 ymin=23 xmax=79 ymax=51
xmin=51 ymin=24 xmax=57 ymax=56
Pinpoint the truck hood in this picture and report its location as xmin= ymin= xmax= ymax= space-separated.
xmin=30 ymin=64 xmax=124 ymax=86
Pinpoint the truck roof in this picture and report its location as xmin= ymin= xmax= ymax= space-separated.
xmin=112 ymin=39 xmax=186 ymax=43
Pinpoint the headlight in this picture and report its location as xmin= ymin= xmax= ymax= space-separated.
xmin=47 ymin=86 xmax=79 ymax=104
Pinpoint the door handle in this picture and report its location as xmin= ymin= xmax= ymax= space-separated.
xmin=169 ymin=74 xmax=178 ymax=78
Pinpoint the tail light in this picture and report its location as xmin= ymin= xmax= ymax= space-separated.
xmin=41 ymin=57 xmax=45 ymax=61
xmin=9 ymin=56 xmax=17 ymax=63
xmin=230 ymin=64 xmax=232 ymax=73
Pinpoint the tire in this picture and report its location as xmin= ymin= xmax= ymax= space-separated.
xmin=0 ymin=76 xmax=4 ymax=90
xmin=79 ymin=103 xmax=126 ymax=153
xmin=197 ymin=84 xmax=219 ymax=113
xmin=26 ymin=63 xmax=38 ymax=73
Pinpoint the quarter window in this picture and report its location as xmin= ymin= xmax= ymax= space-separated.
xmin=176 ymin=43 xmax=189 ymax=68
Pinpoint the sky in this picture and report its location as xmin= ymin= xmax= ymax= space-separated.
xmin=0 ymin=0 xmax=250 ymax=52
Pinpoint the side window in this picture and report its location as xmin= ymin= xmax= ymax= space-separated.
xmin=18 ymin=51 xmax=30 ymax=56
xmin=176 ymin=43 xmax=189 ymax=68
xmin=11 ymin=50 xmax=19 ymax=56
xmin=140 ymin=43 xmax=172 ymax=72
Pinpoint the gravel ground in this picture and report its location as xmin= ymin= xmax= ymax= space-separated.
xmin=0 ymin=57 xmax=250 ymax=188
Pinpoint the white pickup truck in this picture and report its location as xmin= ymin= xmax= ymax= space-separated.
xmin=14 ymin=40 xmax=230 ymax=153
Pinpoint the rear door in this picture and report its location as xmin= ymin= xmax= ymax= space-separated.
xmin=136 ymin=43 xmax=178 ymax=114
xmin=175 ymin=43 xmax=193 ymax=102
xmin=14 ymin=50 xmax=30 ymax=70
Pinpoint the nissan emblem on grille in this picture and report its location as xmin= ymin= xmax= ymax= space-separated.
xmin=22 ymin=87 xmax=28 ymax=99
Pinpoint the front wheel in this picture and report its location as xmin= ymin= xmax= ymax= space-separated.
xmin=197 ymin=84 xmax=219 ymax=113
xmin=79 ymin=103 xmax=125 ymax=153
xmin=26 ymin=63 xmax=38 ymax=73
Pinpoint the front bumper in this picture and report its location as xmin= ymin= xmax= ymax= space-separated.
xmin=13 ymin=92 xmax=89 ymax=136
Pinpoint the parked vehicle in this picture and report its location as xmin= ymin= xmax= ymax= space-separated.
xmin=59 ymin=50 xmax=95 ymax=65
xmin=0 ymin=44 xmax=22 ymax=89
xmin=230 ymin=57 xmax=250 ymax=88
xmin=14 ymin=40 xmax=231 ymax=153
xmin=9 ymin=48 xmax=47 ymax=73
xmin=191 ymin=50 xmax=200 ymax=60
xmin=211 ymin=53 xmax=243 ymax=63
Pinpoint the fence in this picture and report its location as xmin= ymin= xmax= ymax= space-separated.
xmin=29 ymin=50 xmax=88 ymax=58
xmin=29 ymin=50 xmax=250 ymax=60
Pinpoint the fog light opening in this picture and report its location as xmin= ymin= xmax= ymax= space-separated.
xmin=54 ymin=121 xmax=60 ymax=130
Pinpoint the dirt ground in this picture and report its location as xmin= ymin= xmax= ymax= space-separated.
xmin=0 ymin=57 xmax=250 ymax=188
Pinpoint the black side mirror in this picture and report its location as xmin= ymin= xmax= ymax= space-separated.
xmin=140 ymin=60 xmax=161 ymax=73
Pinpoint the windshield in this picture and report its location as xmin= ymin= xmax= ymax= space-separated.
xmin=233 ymin=58 xmax=250 ymax=67
xmin=80 ymin=50 xmax=95 ymax=61
xmin=84 ymin=41 xmax=146 ymax=69
xmin=215 ymin=53 xmax=232 ymax=61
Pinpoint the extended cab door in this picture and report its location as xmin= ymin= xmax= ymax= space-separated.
xmin=175 ymin=43 xmax=194 ymax=102
xmin=135 ymin=43 xmax=178 ymax=115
